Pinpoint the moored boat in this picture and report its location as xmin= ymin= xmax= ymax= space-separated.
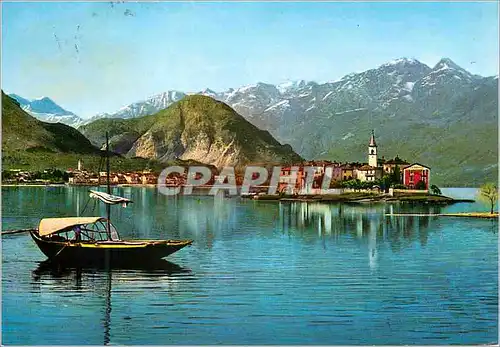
xmin=29 ymin=132 xmax=193 ymax=265
xmin=29 ymin=216 xmax=192 ymax=265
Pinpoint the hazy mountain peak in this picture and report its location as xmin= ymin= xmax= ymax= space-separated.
xmin=27 ymin=96 xmax=74 ymax=115
xmin=7 ymin=93 xmax=84 ymax=128
xmin=33 ymin=96 xmax=53 ymax=102
xmin=8 ymin=93 xmax=30 ymax=106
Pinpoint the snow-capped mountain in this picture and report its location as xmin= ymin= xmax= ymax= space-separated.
xmin=277 ymin=79 xmax=307 ymax=94
xmin=90 ymin=57 xmax=439 ymax=126
xmin=83 ymin=57 xmax=497 ymax=185
xmin=83 ymin=58 xmax=495 ymax=137
xmin=87 ymin=90 xmax=187 ymax=123
xmin=8 ymin=94 xmax=84 ymax=127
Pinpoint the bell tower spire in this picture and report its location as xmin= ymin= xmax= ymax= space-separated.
xmin=368 ymin=130 xmax=378 ymax=167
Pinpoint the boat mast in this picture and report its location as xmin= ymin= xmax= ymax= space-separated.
xmin=106 ymin=132 xmax=111 ymax=240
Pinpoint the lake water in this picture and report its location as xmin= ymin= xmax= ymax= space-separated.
xmin=2 ymin=187 xmax=498 ymax=345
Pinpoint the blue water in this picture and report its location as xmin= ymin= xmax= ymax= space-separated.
xmin=2 ymin=186 xmax=498 ymax=345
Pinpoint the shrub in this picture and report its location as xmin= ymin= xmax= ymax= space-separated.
xmin=415 ymin=180 xmax=427 ymax=190
xmin=430 ymin=184 xmax=442 ymax=195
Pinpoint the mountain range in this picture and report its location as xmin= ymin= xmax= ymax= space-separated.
xmin=9 ymin=57 xmax=498 ymax=185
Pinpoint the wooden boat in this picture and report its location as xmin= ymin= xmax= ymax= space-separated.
xmin=29 ymin=216 xmax=192 ymax=265
xmin=29 ymin=133 xmax=193 ymax=265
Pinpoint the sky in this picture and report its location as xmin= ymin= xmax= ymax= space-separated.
xmin=1 ymin=1 xmax=499 ymax=118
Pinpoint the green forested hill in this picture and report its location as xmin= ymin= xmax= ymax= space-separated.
xmin=80 ymin=95 xmax=302 ymax=168
xmin=2 ymin=91 xmax=99 ymax=155
xmin=1 ymin=92 xmax=163 ymax=173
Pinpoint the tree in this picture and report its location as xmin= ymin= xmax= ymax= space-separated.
xmin=391 ymin=165 xmax=401 ymax=185
xmin=377 ymin=175 xmax=392 ymax=193
xmin=415 ymin=180 xmax=426 ymax=190
xmin=430 ymin=184 xmax=442 ymax=195
xmin=341 ymin=179 xmax=362 ymax=191
xmin=477 ymin=183 xmax=498 ymax=214
xmin=2 ymin=171 xmax=13 ymax=180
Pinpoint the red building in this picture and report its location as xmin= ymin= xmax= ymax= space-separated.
xmin=403 ymin=163 xmax=431 ymax=190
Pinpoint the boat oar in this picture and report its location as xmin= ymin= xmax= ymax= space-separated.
xmin=1 ymin=228 xmax=36 ymax=236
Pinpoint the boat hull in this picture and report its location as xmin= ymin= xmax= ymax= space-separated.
xmin=30 ymin=231 xmax=192 ymax=265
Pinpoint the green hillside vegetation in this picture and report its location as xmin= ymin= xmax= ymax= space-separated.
xmin=80 ymin=95 xmax=302 ymax=168
xmin=315 ymin=80 xmax=498 ymax=186
xmin=79 ymin=115 xmax=157 ymax=151
xmin=2 ymin=91 xmax=98 ymax=154
xmin=1 ymin=92 xmax=166 ymax=173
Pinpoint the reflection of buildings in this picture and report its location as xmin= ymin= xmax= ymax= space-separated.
xmin=277 ymin=201 xmax=441 ymax=267
xmin=368 ymin=219 xmax=378 ymax=270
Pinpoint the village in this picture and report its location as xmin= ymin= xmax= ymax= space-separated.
xmin=3 ymin=132 xmax=431 ymax=194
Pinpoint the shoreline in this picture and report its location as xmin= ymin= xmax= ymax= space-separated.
xmin=249 ymin=192 xmax=475 ymax=204
xmin=1 ymin=183 xmax=158 ymax=188
xmin=2 ymin=183 xmax=64 ymax=187
xmin=386 ymin=212 xmax=498 ymax=219
xmin=0 ymin=185 xmax=477 ymax=205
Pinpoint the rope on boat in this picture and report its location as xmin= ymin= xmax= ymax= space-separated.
xmin=1 ymin=228 xmax=36 ymax=235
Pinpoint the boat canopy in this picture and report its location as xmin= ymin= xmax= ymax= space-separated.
xmin=38 ymin=217 xmax=105 ymax=236
xmin=89 ymin=190 xmax=132 ymax=206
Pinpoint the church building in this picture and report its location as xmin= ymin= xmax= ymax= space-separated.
xmin=356 ymin=131 xmax=383 ymax=182
xmin=354 ymin=130 xmax=431 ymax=190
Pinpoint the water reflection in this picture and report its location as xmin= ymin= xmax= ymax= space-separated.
xmin=275 ymin=202 xmax=444 ymax=269
xmin=31 ymin=259 xmax=193 ymax=345
xmin=278 ymin=202 xmax=441 ymax=241
xmin=2 ymin=187 xmax=498 ymax=345
xmin=31 ymin=259 xmax=192 ymax=283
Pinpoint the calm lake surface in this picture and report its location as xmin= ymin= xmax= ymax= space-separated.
xmin=2 ymin=187 xmax=498 ymax=345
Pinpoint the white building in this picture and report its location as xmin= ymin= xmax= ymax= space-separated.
xmin=356 ymin=131 xmax=383 ymax=182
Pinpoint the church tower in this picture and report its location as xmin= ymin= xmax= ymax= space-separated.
xmin=368 ymin=130 xmax=377 ymax=167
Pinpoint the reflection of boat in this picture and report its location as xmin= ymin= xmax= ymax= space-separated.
xmin=29 ymin=132 xmax=193 ymax=265
xmin=31 ymin=258 xmax=191 ymax=345
xmin=32 ymin=258 xmax=191 ymax=280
